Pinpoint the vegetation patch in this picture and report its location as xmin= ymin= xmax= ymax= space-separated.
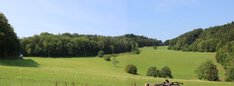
xmin=125 ymin=64 xmax=137 ymax=75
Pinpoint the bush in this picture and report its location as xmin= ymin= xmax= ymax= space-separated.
xmin=131 ymin=43 xmax=140 ymax=54
xmin=110 ymin=54 xmax=118 ymax=57
xmin=159 ymin=66 xmax=173 ymax=78
xmin=153 ymin=46 xmax=157 ymax=50
xmin=104 ymin=55 xmax=111 ymax=61
xmin=125 ymin=64 xmax=137 ymax=74
xmin=147 ymin=66 xmax=159 ymax=77
xmin=97 ymin=51 xmax=104 ymax=57
xmin=195 ymin=60 xmax=219 ymax=81
xmin=225 ymin=66 xmax=234 ymax=81
xmin=131 ymin=49 xmax=140 ymax=54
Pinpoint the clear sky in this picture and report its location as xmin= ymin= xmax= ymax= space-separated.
xmin=1 ymin=0 xmax=234 ymax=41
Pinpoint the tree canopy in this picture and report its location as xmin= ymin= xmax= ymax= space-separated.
xmin=168 ymin=22 xmax=234 ymax=52
xmin=195 ymin=60 xmax=219 ymax=81
xmin=20 ymin=33 xmax=161 ymax=57
xmin=0 ymin=13 xmax=21 ymax=59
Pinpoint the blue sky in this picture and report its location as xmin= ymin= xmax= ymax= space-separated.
xmin=1 ymin=0 xmax=234 ymax=41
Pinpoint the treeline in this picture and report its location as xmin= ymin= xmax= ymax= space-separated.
xmin=216 ymin=42 xmax=234 ymax=81
xmin=0 ymin=13 xmax=21 ymax=59
xmin=168 ymin=22 xmax=234 ymax=52
xmin=168 ymin=22 xmax=234 ymax=81
xmin=20 ymin=33 xmax=161 ymax=57
xmin=123 ymin=34 xmax=163 ymax=47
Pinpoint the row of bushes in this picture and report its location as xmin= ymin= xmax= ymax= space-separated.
xmin=125 ymin=64 xmax=173 ymax=78
xmin=124 ymin=60 xmax=220 ymax=81
xmin=147 ymin=66 xmax=173 ymax=78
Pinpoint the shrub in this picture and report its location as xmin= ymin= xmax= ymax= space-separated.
xmin=131 ymin=43 xmax=140 ymax=54
xmin=153 ymin=46 xmax=157 ymax=50
xmin=134 ymin=49 xmax=140 ymax=54
xmin=112 ymin=58 xmax=119 ymax=67
xmin=104 ymin=55 xmax=111 ymax=61
xmin=159 ymin=66 xmax=173 ymax=78
xmin=195 ymin=60 xmax=219 ymax=81
xmin=111 ymin=54 xmax=118 ymax=57
xmin=131 ymin=49 xmax=140 ymax=54
xmin=225 ymin=66 xmax=234 ymax=81
xmin=125 ymin=64 xmax=137 ymax=74
xmin=146 ymin=66 xmax=159 ymax=77
xmin=97 ymin=51 xmax=104 ymax=57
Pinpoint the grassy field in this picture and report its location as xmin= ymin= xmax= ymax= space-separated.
xmin=0 ymin=46 xmax=233 ymax=86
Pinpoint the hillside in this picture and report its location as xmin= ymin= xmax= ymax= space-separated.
xmin=0 ymin=46 xmax=233 ymax=86
xmin=168 ymin=22 xmax=234 ymax=52
xmin=168 ymin=22 xmax=234 ymax=81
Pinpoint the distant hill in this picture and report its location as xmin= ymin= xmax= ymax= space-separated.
xmin=168 ymin=22 xmax=234 ymax=52
xmin=168 ymin=22 xmax=234 ymax=81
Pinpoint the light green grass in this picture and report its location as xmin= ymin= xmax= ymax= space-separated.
xmin=0 ymin=46 xmax=233 ymax=86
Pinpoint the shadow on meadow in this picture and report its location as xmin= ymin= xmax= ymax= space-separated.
xmin=0 ymin=59 xmax=39 ymax=67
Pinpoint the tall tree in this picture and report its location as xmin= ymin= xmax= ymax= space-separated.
xmin=0 ymin=13 xmax=21 ymax=59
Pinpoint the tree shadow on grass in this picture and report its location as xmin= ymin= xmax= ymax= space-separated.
xmin=0 ymin=59 xmax=39 ymax=67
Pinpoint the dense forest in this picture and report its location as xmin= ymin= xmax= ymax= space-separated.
xmin=168 ymin=22 xmax=234 ymax=52
xmin=0 ymin=13 xmax=21 ymax=59
xmin=168 ymin=22 xmax=234 ymax=81
xmin=20 ymin=33 xmax=162 ymax=57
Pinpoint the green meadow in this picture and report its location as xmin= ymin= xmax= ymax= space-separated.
xmin=0 ymin=46 xmax=233 ymax=86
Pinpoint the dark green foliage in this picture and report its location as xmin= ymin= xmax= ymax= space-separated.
xmin=226 ymin=66 xmax=234 ymax=81
xmin=216 ymin=41 xmax=234 ymax=81
xmin=168 ymin=29 xmax=203 ymax=51
xmin=104 ymin=55 xmax=111 ymax=61
xmin=132 ymin=49 xmax=140 ymax=54
xmin=0 ymin=13 xmax=21 ymax=59
xmin=215 ymin=42 xmax=232 ymax=69
xmin=110 ymin=54 xmax=118 ymax=57
xmin=153 ymin=46 xmax=157 ymax=50
xmin=20 ymin=33 xmax=160 ymax=57
xmin=98 ymin=51 xmax=104 ymax=57
xmin=131 ymin=43 xmax=140 ymax=54
xmin=125 ymin=64 xmax=137 ymax=74
xmin=159 ymin=66 xmax=173 ymax=78
xmin=195 ymin=60 xmax=219 ymax=81
xmin=123 ymin=34 xmax=162 ymax=47
xmin=163 ymin=40 xmax=170 ymax=46
xmin=168 ymin=22 xmax=234 ymax=52
xmin=146 ymin=66 xmax=159 ymax=77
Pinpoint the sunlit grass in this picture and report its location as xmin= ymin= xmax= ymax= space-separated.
xmin=0 ymin=46 xmax=233 ymax=86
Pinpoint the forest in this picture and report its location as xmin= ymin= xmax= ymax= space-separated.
xmin=20 ymin=33 xmax=162 ymax=57
xmin=168 ymin=22 xmax=234 ymax=81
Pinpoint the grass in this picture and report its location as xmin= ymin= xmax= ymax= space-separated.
xmin=0 ymin=46 xmax=233 ymax=86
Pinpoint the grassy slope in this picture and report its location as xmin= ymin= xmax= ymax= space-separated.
xmin=0 ymin=46 xmax=233 ymax=86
